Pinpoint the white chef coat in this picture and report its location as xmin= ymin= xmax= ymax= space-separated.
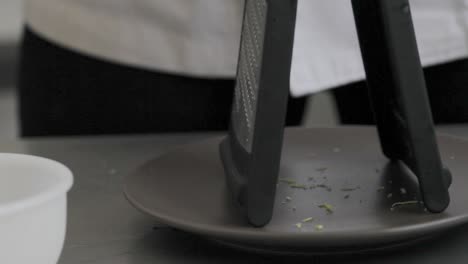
xmin=25 ymin=0 xmax=468 ymax=97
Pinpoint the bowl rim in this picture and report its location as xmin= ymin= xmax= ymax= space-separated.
xmin=0 ymin=153 xmax=73 ymax=216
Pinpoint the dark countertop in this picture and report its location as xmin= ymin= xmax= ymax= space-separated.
xmin=2 ymin=126 xmax=467 ymax=264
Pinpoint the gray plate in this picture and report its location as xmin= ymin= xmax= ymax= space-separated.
xmin=124 ymin=127 xmax=468 ymax=254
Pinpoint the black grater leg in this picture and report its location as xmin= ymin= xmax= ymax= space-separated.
xmin=247 ymin=0 xmax=298 ymax=226
xmin=220 ymin=0 xmax=298 ymax=227
xmin=351 ymin=0 xmax=451 ymax=212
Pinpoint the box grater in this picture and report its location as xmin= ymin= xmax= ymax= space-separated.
xmin=221 ymin=0 xmax=451 ymax=227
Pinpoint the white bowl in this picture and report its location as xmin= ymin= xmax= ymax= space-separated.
xmin=0 ymin=153 xmax=73 ymax=264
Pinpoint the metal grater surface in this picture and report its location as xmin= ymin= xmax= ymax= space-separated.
xmin=232 ymin=0 xmax=268 ymax=153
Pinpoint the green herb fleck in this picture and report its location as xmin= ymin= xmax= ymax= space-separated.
xmin=315 ymin=224 xmax=324 ymax=231
xmin=302 ymin=217 xmax=315 ymax=223
xmin=316 ymin=184 xmax=332 ymax=192
xmin=279 ymin=178 xmax=296 ymax=185
xmin=295 ymin=223 xmax=303 ymax=229
xmin=341 ymin=186 xmax=360 ymax=192
xmin=290 ymin=184 xmax=308 ymax=190
xmin=391 ymin=201 xmax=419 ymax=209
xmin=318 ymin=203 xmax=334 ymax=214
xmin=316 ymin=168 xmax=328 ymax=173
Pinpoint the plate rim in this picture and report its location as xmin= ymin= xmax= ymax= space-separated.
xmin=123 ymin=127 xmax=468 ymax=249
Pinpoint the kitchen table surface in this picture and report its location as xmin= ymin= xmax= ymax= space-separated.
xmin=3 ymin=126 xmax=468 ymax=264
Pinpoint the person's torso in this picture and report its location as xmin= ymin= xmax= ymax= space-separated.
xmin=25 ymin=0 xmax=244 ymax=78
xmin=25 ymin=0 xmax=468 ymax=95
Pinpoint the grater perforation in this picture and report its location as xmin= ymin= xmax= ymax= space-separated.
xmin=232 ymin=0 xmax=268 ymax=152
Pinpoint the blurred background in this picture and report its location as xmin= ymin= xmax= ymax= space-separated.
xmin=0 ymin=0 xmax=21 ymax=139
xmin=0 ymin=1 xmax=339 ymax=141
xmin=6 ymin=0 xmax=468 ymax=141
